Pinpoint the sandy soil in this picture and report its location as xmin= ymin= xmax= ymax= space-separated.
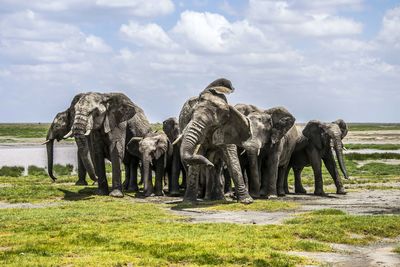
xmin=345 ymin=130 xmax=400 ymax=144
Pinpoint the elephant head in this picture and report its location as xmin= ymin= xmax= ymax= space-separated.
xmin=303 ymin=120 xmax=349 ymax=179
xmin=163 ymin=117 xmax=180 ymax=142
xmin=65 ymin=92 xmax=137 ymax=182
xmin=265 ymin=107 xmax=296 ymax=145
xmin=44 ymin=93 xmax=84 ymax=181
xmin=180 ymin=78 xmax=252 ymax=167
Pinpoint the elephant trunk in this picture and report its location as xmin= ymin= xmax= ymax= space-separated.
xmin=333 ymin=137 xmax=349 ymax=179
xmin=46 ymin=139 xmax=57 ymax=181
xmin=75 ymin=135 xmax=98 ymax=182
xmin=73 ymin=113 xmax=97 ymax=182
xmin=181 ymin=119 xmax=214 ymax=167
xmin=142 ymin=155 xmax=152 ymax=195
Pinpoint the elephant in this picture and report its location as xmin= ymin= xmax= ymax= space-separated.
xmin=64 ymin=92 xmax=147 ymax=197
xmin=44 ymin=93 xmax=89 ymax=185
xmin=127 ymin=131 xmax=171 ymax=196
xmin=288 ymin=119 xmax=349 ymax=195
xmin=178 ymin=78 xmax=253 ymax=204
xmin=235 ymin=104 xmax=296 ymax=198
xmin=162 ymin=117 xmax=186 ymax=196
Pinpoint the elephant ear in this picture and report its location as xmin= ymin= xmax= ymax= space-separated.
xmin=103 ymin=93 xmax=137 ymax=134
xmin=302 ymin=120 xmax=326 ymax=150
xmin=333 ymin=119 xmax=348 ymax=139
xmin=265 ymin=107 xmax=295 ymax=145
xmin=212 ymin=105 xmax=252 ymax=146
xmin=154 ymin=135 xmax=168 ymax=160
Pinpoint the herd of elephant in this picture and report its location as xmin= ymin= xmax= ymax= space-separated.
xmin=44 ymin=78 xmax=349 ymax=204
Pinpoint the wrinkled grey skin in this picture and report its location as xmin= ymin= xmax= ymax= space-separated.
xmin=67 ymin=92 xmax=144 ymax=197
xmin=127 ymin=131 xmax=170 ymax=196
xmin=179 ymin=78 xmax=253 ymax=204
xmin=45 ymin=94 xmax=88 ymax=185
xmin=123 ymin=112 xmax=152 ymax=192
xmin=162 ymin=117 xmax=186 ymax=196
xmin=235 ymin=104 xmax=296 ymax=198
xmin=289 ymin=119 xmax=349 ymax=195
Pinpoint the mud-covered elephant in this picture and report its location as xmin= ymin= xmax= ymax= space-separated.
xmin=63 ymin=92 xmax=146 ymax=197
xmin=289 ymin=119 xmax=349 ymax=195
xmin=44 ymin=93 xmax=89 ymax=185
xmin=178 ymin=78 xmax=253 ymax=204
xmin=235 ymin=104 xmax=296 ymax=198
xmin=127 ymin=131 xmax=171 ymax=196
xmin=162 ymin=117 xmax=186 ymax=196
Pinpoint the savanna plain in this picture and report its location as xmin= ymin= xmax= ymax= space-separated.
xmin=0 ymin=123 xmax=399 ymax=266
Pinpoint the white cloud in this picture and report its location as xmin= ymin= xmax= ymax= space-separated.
xmin=172 ymin=11 xmax=271 ymax=53
xmin=248 ymin=0 xmax=363 ymax=37
xmin=120 ymin=21 xmax=177 ymax=49
xmin=378 ymin=6 xmax=400 ymax=49
xmin=95 ymin=0 xmax=174 ymax=17
xmin=320 ymin=38 xmax=374 ymax=52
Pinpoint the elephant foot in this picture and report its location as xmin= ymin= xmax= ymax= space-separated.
xmin=314 ymin=190 xmax=327 ymax=196
xmin=277 ymin=190 xmax=286 ymax=197
xmin=126 ymin=186 xmax=139 ymax=193
xmin=169 ymin=190 xmax=180 ymax=197
xmin=97 ymin=188 xmax=109 ymax=196
xmin=295 ymin=187 xmax=307 ymax=194
xmin=109 ymin=189 xmax=124 ymax=198
xmin=154 ymin=190 xmax=164 ymax=196
xmin=144 ymin=190 xmax=154 ymax=197
xmin=336 ymin=188 xmax=347 ymax=195
xmin=75 ymin=179 xmax=88 ymax=186
xmin=238 ymin=196 xmax=254 ymax=204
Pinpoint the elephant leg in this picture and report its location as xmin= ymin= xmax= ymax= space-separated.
xmin=307 ymin=149 xmax=325 ymax=196
xmin=205 ymin=151 xmax=224 ymax=201
xmin=154 ymin=158 xmax=165 ymax=196
xmin=123 ymin=162 xmax=130 ymax=190
xmin=260 ymin=146 xmax=279 ymax=198
xmin=222 ymin=144 xmax=253 ymax=204
xmin=169 ymin=146 xmax=181 ymax=196
xmin=294 ymin=167 xmax=306 ymax=194
xmin=277 ymin=165 xmax=288 ymax=196
xmin=223 ymin=167 xmax=232 ymax=194
xmin=109 ymin=145 xmax=124 ymax=197
xmin=247 ymin=151 xmax=261 ymax=198
xmin=75 ymin=152 xmax=88 ymax=185
xmin=283 ymin=167 xmax=290 ymax=194
xmin=183 ymin=165 xmax=200 ymax=202
xmin=323 ymin=153 xmax=346 ymax=194
xmin=180 ymin=163 xmax=187 ymax=189
xmin=127 ymin=157 xmax=139 ymax=192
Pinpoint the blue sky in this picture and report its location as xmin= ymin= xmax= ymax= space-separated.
xmin=0 ymin=0 xmax=399 ymax=123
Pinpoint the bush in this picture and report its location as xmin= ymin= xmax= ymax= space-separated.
xmin=0 ymin=166 xmax=24 ymax=177
xmin=53 ymin=164 xmax=74 ymax=176
xmin=28 ymin=165 xmax=47 ymax=176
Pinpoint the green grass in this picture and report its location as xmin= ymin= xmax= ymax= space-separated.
xmin=204 ymin=200 xmax=299 ymax=212
xmin=0 ymin=123 xmax=49 ymax=138
xmin=347 ymin=123 xmax=400 ymax=131
xmin=345 ymin=144 xmax=400 ymax=150
xmin=28 ymin=165 xmax=46 ymax=176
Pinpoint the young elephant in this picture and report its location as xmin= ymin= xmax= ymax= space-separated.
xmin=127 ymin=131 xmax=171 ymax=197
xmin=162 ymin=117 xmax=186 ymax=196
xmin=289 ymin=119 xmax=349 ymax=195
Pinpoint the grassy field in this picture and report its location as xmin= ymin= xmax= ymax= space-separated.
xmin=345 ymin=143 xmax=400 ymax=150
xmin=1 ymin=174 xmax=400 ymax=266
xmin=347 ymin=123 xmax=400 ymax=131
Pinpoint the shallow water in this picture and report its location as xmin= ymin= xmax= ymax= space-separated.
xmin=0 ymin=144 xmax=77 ymax=174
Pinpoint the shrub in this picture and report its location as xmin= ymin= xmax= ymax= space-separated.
xmin=0 ymin=166 xmax=24 ymax=177
xmin=28 ymin=165 xmax=47 ymax=176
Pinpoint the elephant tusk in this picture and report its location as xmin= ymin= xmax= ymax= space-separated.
xmin=84 ymin=129 xmax=91 ymax=136
xmin=194 ymin=144 xmax=201 ymax=154
xmin=172 ymin=134 xmax=183 ymax=145
xmin=131 ymin=137 xmax=144 ymax=141
xmin=41 ymin=139 xmax=51 ymax=145
xmin=240 ymin=149 xmax=246 ymax=156
xmin=343 ymin=146 xmax=347 ymax=151
xmin=63 ymin=130 xmax=73 ymax=139
xmin=257 ymin=148 xmax=260 ymax=156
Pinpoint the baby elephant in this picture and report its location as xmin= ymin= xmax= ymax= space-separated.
xmin=127 ymin=131 xmax=171 ymax=197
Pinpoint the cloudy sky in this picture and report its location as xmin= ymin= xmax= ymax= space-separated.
xmin=0 ymin=0 xmax=399 ymax=123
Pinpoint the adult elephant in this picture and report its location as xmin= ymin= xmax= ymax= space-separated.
xmin=235 ymin=104 xmax=295 ymax=198
xmin=44 ymin=93 xmax=89 ymax=185
xmin=162 ymin=117 xmax=186 ymax=196
xmin=178 ymin=78 xmax=253 ymax=204
xmin=127 ymin=131 xmax=171 ymax=196
xmin=63 ymin=92 xmax=142 ymax=197
xmin=288 ymin=119 xmax=349 ymax=195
